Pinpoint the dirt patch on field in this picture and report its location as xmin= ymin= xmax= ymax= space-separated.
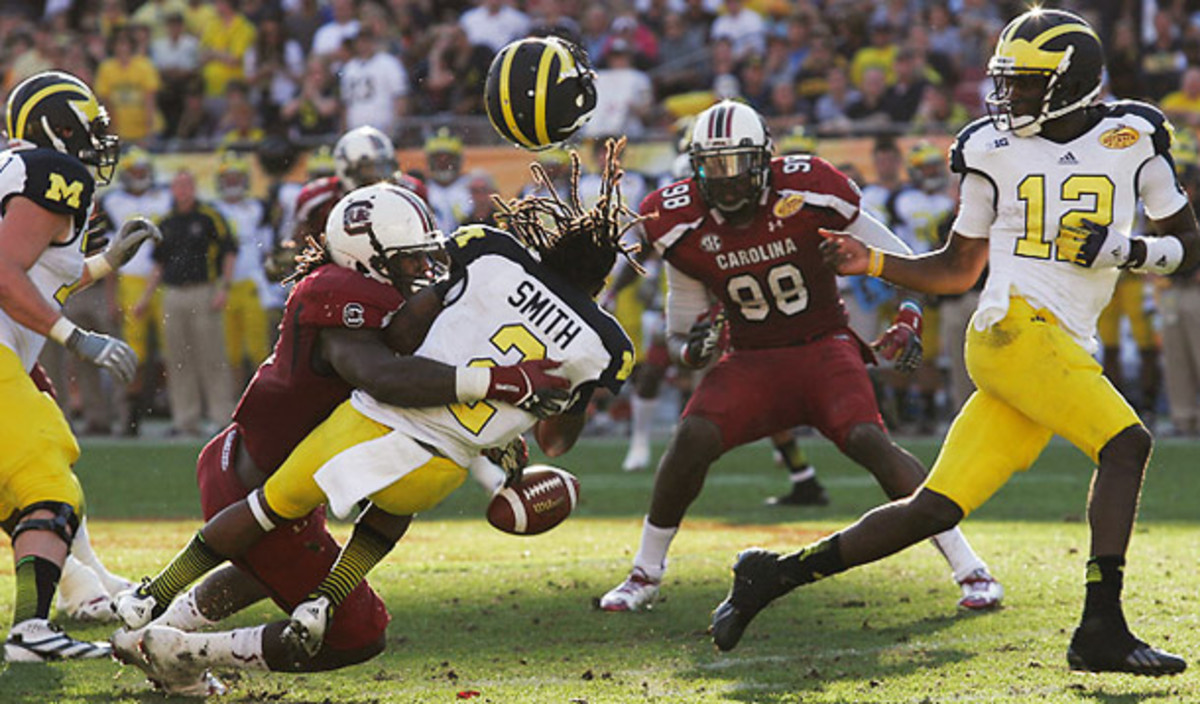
xmin=682 ymin=520 xmax=829 ymax=543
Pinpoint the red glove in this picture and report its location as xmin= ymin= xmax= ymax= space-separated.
xmin=873 ymin=301 xmax=923 ymax=373
xmin=30 ymin=362 xmax=58 ymax=400
xmin=487 ymin=359 xmax=571 ymax=417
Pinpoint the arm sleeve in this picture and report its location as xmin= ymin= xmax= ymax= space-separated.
xmin=664 ymin=262 xmax=710 ymax=337
xmin=949 ymin=172 xmax=995 ymax=239
xmin=1139 ymin=154 xmax=1190 ymax=220
xmin=845 ymin=208 xmax=913 ymax=255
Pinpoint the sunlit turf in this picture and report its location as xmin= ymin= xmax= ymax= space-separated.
xmin=0 ymin=435 xmax=1197 ymax=702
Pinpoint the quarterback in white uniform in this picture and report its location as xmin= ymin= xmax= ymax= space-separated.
xmin=715 ymin=9 xmax=1198 ymax=677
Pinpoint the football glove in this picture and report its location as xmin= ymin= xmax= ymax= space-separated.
xmin=680 ymin=309 xmax=726 ymax=368
xmin=1055 ymin=219 xmax=1131 ymax=269
xmin=106 ymin=217 xmax=163 ymax=268
xmin=487 ymin=359 xmax=572 ymax=419
xmin=65 ymin=328 xmax=138 ymax=384
xmin=873 ymin=301 xmax=923 ymax=373
xmin=484 ymin=435 xmax=530 ymax=488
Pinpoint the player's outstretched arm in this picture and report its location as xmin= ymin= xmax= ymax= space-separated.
xmin=820 ymin=229 xmax=989 ymax=296
xmin=1148 ymin=203 xmax=1200 ymax=275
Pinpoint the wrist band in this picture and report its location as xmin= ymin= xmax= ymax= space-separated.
xmin=1131 ymin=235 xmax=1184 ymax=275
xmin=867 ymin=248 xmax=885 ymax=278
xmin=84 ymin=255 xmax=114 ymax=281
xmin=48 ymin=317 xmax=78 ymax=346
xmin=456 ymin=366 xmax=492 ymax=403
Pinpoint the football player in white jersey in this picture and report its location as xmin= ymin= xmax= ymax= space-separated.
xmin=422 ymin=128 xmax=472 ymax=234
xmin=0 ymin=71 xmax=160 ymax=661
xmin=715 ymin=9 xmax=1198 ymax=676
xmin=113 ymin=141 xmax=637 ymax=685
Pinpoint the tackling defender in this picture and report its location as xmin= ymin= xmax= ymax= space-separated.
xmin=600 ymin=100 xmax=1002 ymax=613
xmin=714 ymin=10 xmax=1195 ymax=676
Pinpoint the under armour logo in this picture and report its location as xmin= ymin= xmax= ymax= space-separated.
xmin=1059 ymin=152 xmax=1078 ymax=165
xmin=768 ymin=220 xmax=782 ymax=232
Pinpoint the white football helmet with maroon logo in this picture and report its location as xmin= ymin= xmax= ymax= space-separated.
xmin=689 ymin=100 xmax=773 ymax=216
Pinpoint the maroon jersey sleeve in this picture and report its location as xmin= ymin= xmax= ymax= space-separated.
xmin=770 ymin=155 xmax=861 ymax=231
xmin=640 ymin=178 xmax=709 ymax=255
xmin=295 ymin=264 xmax=403 ymax=330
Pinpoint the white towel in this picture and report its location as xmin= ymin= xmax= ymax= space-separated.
xmin=314 ymin=431 xmax=433 ymax=519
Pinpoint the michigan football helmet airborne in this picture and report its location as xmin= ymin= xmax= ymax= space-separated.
xmin=325 ymin=183 xmax=445 ymax=293
xmin=689 ymin=100 xmax=773 ymax=215
xmin=333 ymin=125 xmax=398 ymax=190
xmin=485 ymin=36 xmax=597 ymax=151
xmin=5 ymin=70 xmax=120 ymax=184
xmin=985 ymin=8 xmax=1104 ymax=138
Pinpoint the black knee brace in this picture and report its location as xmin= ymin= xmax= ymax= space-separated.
xmin=11 ymin=501 xmax=79 ymax=546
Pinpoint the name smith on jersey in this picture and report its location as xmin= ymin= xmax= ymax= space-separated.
xmin=508 ymin=278 xmax=584 ymax=350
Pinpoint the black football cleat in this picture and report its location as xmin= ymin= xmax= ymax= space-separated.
xmin=1067 ymin=625 xmax=1187 ymax=676
xmin=765 ymin=477 xmax=830 ymax=507
xmin=711 ymin=548 xmax=790 ymax=652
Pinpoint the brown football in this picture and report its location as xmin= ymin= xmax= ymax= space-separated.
xmin=487 ymin=465 xmax=580 ymax=535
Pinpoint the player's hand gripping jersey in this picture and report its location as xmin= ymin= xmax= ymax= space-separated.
xmin=642 ymin=155 xmax=861 ymax=349
xmin=950 ymin=102 xmax=1188 ymax=349
xmin=0 ymin=147 xmax=96 ymax=369
xmin=232 ymin=264 xmax=403 ymax=472
xmin=352 ymin=225 xmax=633 ymax=467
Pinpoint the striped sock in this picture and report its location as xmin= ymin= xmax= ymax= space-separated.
xmin=146 ymin=532 xmax=225 ymax=608
xmin=12 ymin=556 xmax=61 ymax=625
xmin=315 ymin=523 xmax=394 ymax=607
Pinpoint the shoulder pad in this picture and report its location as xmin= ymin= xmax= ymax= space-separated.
xmin=445 ymin=224 xmax=532 ymax=268
xmin=640 ymin=179 xmax=706 ymax=253
xmin=295 ymin=176 xmax=343 ymax=221
xmin=949 ymin=116 xmax=995 ymax=175
xmin=15 ymin=149 xmax=95 ymax=220
xmin=770 ymin=155 xmax=860 ymax=222
xmin=1103 ymin=101 xmax=1172 ymax=157
xmin=293 ymin=264 xmax=403 ymax=329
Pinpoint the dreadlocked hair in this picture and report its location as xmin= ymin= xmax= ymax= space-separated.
xmin=282 ymin=235 xmax=331 ymax=284
xmin=492 ymin=137 xmax=646 ymax=293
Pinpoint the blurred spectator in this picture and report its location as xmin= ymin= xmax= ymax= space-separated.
xmin=529 ymin=0 xmax=582 ymax=44
xmin=762 ymin=76 xmax=807 ymax=126
xmin=340 ymin=26 xmax=409 ymax=136
xmin=283 ymin=0 xmax=325 ymax=54
xmin=172 ymin=77 xmax=215 ymax=142
xmin=679 ymin=0 xmax=717 ymax=40
xmin=139 ymin=170 xmax=238 ymax=438
xmin=845 ymin=66 xmax=892 ymax=132
xmin=585 ymin=39 xmax=654 ymax=139
xmin=414 ymin=24 xmax=492 ymax=115
xmin=198 ymin=0 xmax=256 ymax=109
xmin=243 ymin=13 xmax=305 ymax=127
xmin=1142 ymin=9 xmax=1186 ymax=100
xmin=813 ymin=65 xmax=858 ymax=134
xmin=738 ymin=54 xmax=771 ymax=113
xmin=1107 ymin=20 xmax=1142 ymax=100
xmin=311 ymin=0 xmax=360 ymax=58
xmin=579 ymin=6 xmax=612 ymax=64
xmin=882 ymin=47 xmax=929 ymax=124
xmin=217 ymin=81 xmax=264 ymax=148
xmin=423 ymin=128 xmax=471 ymax=233
xmin=652 ymin=11 xmax=709 ymax=95
xmin=131 ymin=0 xmax=188 ymax=41
xmin=850 ymin=19 xmax=897 ymax=87
xmin=95 ymin=29 xmax=161 ymax=144
xmin=599 ymin=14 xmax=658 ymax=70
xmin=4 ymin=28 xmax=56 ymax=92
xmin=99 ymin=0 xmax=131 ymax=40
xmin=518 ymin=147 xmax=571 ymax=198
xmin=794 ymin=28 xmax=839 ymax=101
xmin=710 ymin=0 xmax=765 ymax=62
xmin=868 ymin=0 xmax=912 ymax=33
xmin=924 ymin=3 xmax=962 ymax=72
xmin=910 ymin=82 xmax=968 ymax=135
xmin=459 ymin=0 xmax=531 ymax=53
xmin=1162 ymin=66 xmax=1200 ymax=127
xmin=150 ymin=10 xmax=200 ymax=138
xmin=777 ymin=14 xmax=813 ymax=79
xmin=462 ymin=170 xmax=499 ymax=227
xmin=280 ymin=56 xmax=340 ymax=141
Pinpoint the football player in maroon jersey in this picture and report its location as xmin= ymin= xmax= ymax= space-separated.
xmin=111 ymin=183 xmax=568 ymax=695
xmin=600 ymin=101 xmax=1003 ymax=614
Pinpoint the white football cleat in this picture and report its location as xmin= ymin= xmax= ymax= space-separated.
xmin=140 ymin=625 xmax=228 ymax=697
xmin=621 ymin=442 xmax=651 ymax=472
xmin=110 ymin=626 xmax=150 ymax=672
xmin=599 ymin=568 xmax=661 ymax=612
xmin=282 ymin=595 xmax=332 ymax=657
xmin=113 ymin=583 xmax=159 ymax=630
xmin=957 ymin=568 xmax=1004 ymax=611
xmin=4 ymin=618 xmax=112 ymax=662
xmin=59 ymin=593 xmax=119 ymax=623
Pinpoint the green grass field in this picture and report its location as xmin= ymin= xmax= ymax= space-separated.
xmin=1 ymin=435 xmax=1198 ymax=703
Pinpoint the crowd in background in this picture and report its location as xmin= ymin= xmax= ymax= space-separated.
xmin=5 ymin=0 xmax=1200 ymax=442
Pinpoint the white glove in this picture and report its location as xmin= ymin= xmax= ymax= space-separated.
xmin=66 ymin=328 xmax=138 ymax=383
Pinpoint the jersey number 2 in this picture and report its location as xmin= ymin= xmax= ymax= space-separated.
xmin=1015 ymin=174 xmax=1115 ymax=260
xmin=449 ymin=324 xmax=546 ymax=435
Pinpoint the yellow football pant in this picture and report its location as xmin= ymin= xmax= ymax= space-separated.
xmin=1097 ymin=273 xmax=1156 ymax=349
xmin=263 ymin=401 xmax=467 ymax=519
xmin=223 ymin=279 xmax=269 ymax=368
xmin=923 ymin=297 xmax=1141 ymax=515
xmin=0 ymin=346 xmax=83 ymax=519
xmin=117 ymin=274 xmax=162 ymax=363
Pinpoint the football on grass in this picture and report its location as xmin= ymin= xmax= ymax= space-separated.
xmin=487 ymin=465 xmax=580 ymax=535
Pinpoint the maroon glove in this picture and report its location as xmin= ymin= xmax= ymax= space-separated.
xmin=30 ymin=362 xmax=58 ymax=400
xmin=873 ymin=301 xmax=923 ymax=373
xmin=487 ymin=359 xmax=571 ymax=418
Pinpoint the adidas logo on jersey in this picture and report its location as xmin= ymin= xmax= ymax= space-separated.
xmin=1059 ymin=152 xmax=1078 ymax=165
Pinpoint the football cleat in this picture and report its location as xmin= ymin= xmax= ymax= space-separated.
xmin=711 ymin=549 xmax=790 ymax=652
xmin=4 ymin=618 xmax=112 ymax=662
xmin=282 ymin=595 xmax=332 ymax=657
xmin=60 ymin=593 xmax=120 ymax=623
xmin=621 ymin=442 xmax=651 ymax=472
xmin=764 ymin=477 xmax=830 ymax=507
xmin=139 ymin=626 xmax=229 ymax=697
xmin=110 ymin=625 xmax=150 ymax=672
xmin=1067 ymin=620 xmax=1187 ymax=676
xmin=957 ymin=568 xmax=1004 ymax=611
xmin=113 ymin=580 xmax=161 ymax=629
xmin=599 ymin=568 xmax=661 ymax=612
